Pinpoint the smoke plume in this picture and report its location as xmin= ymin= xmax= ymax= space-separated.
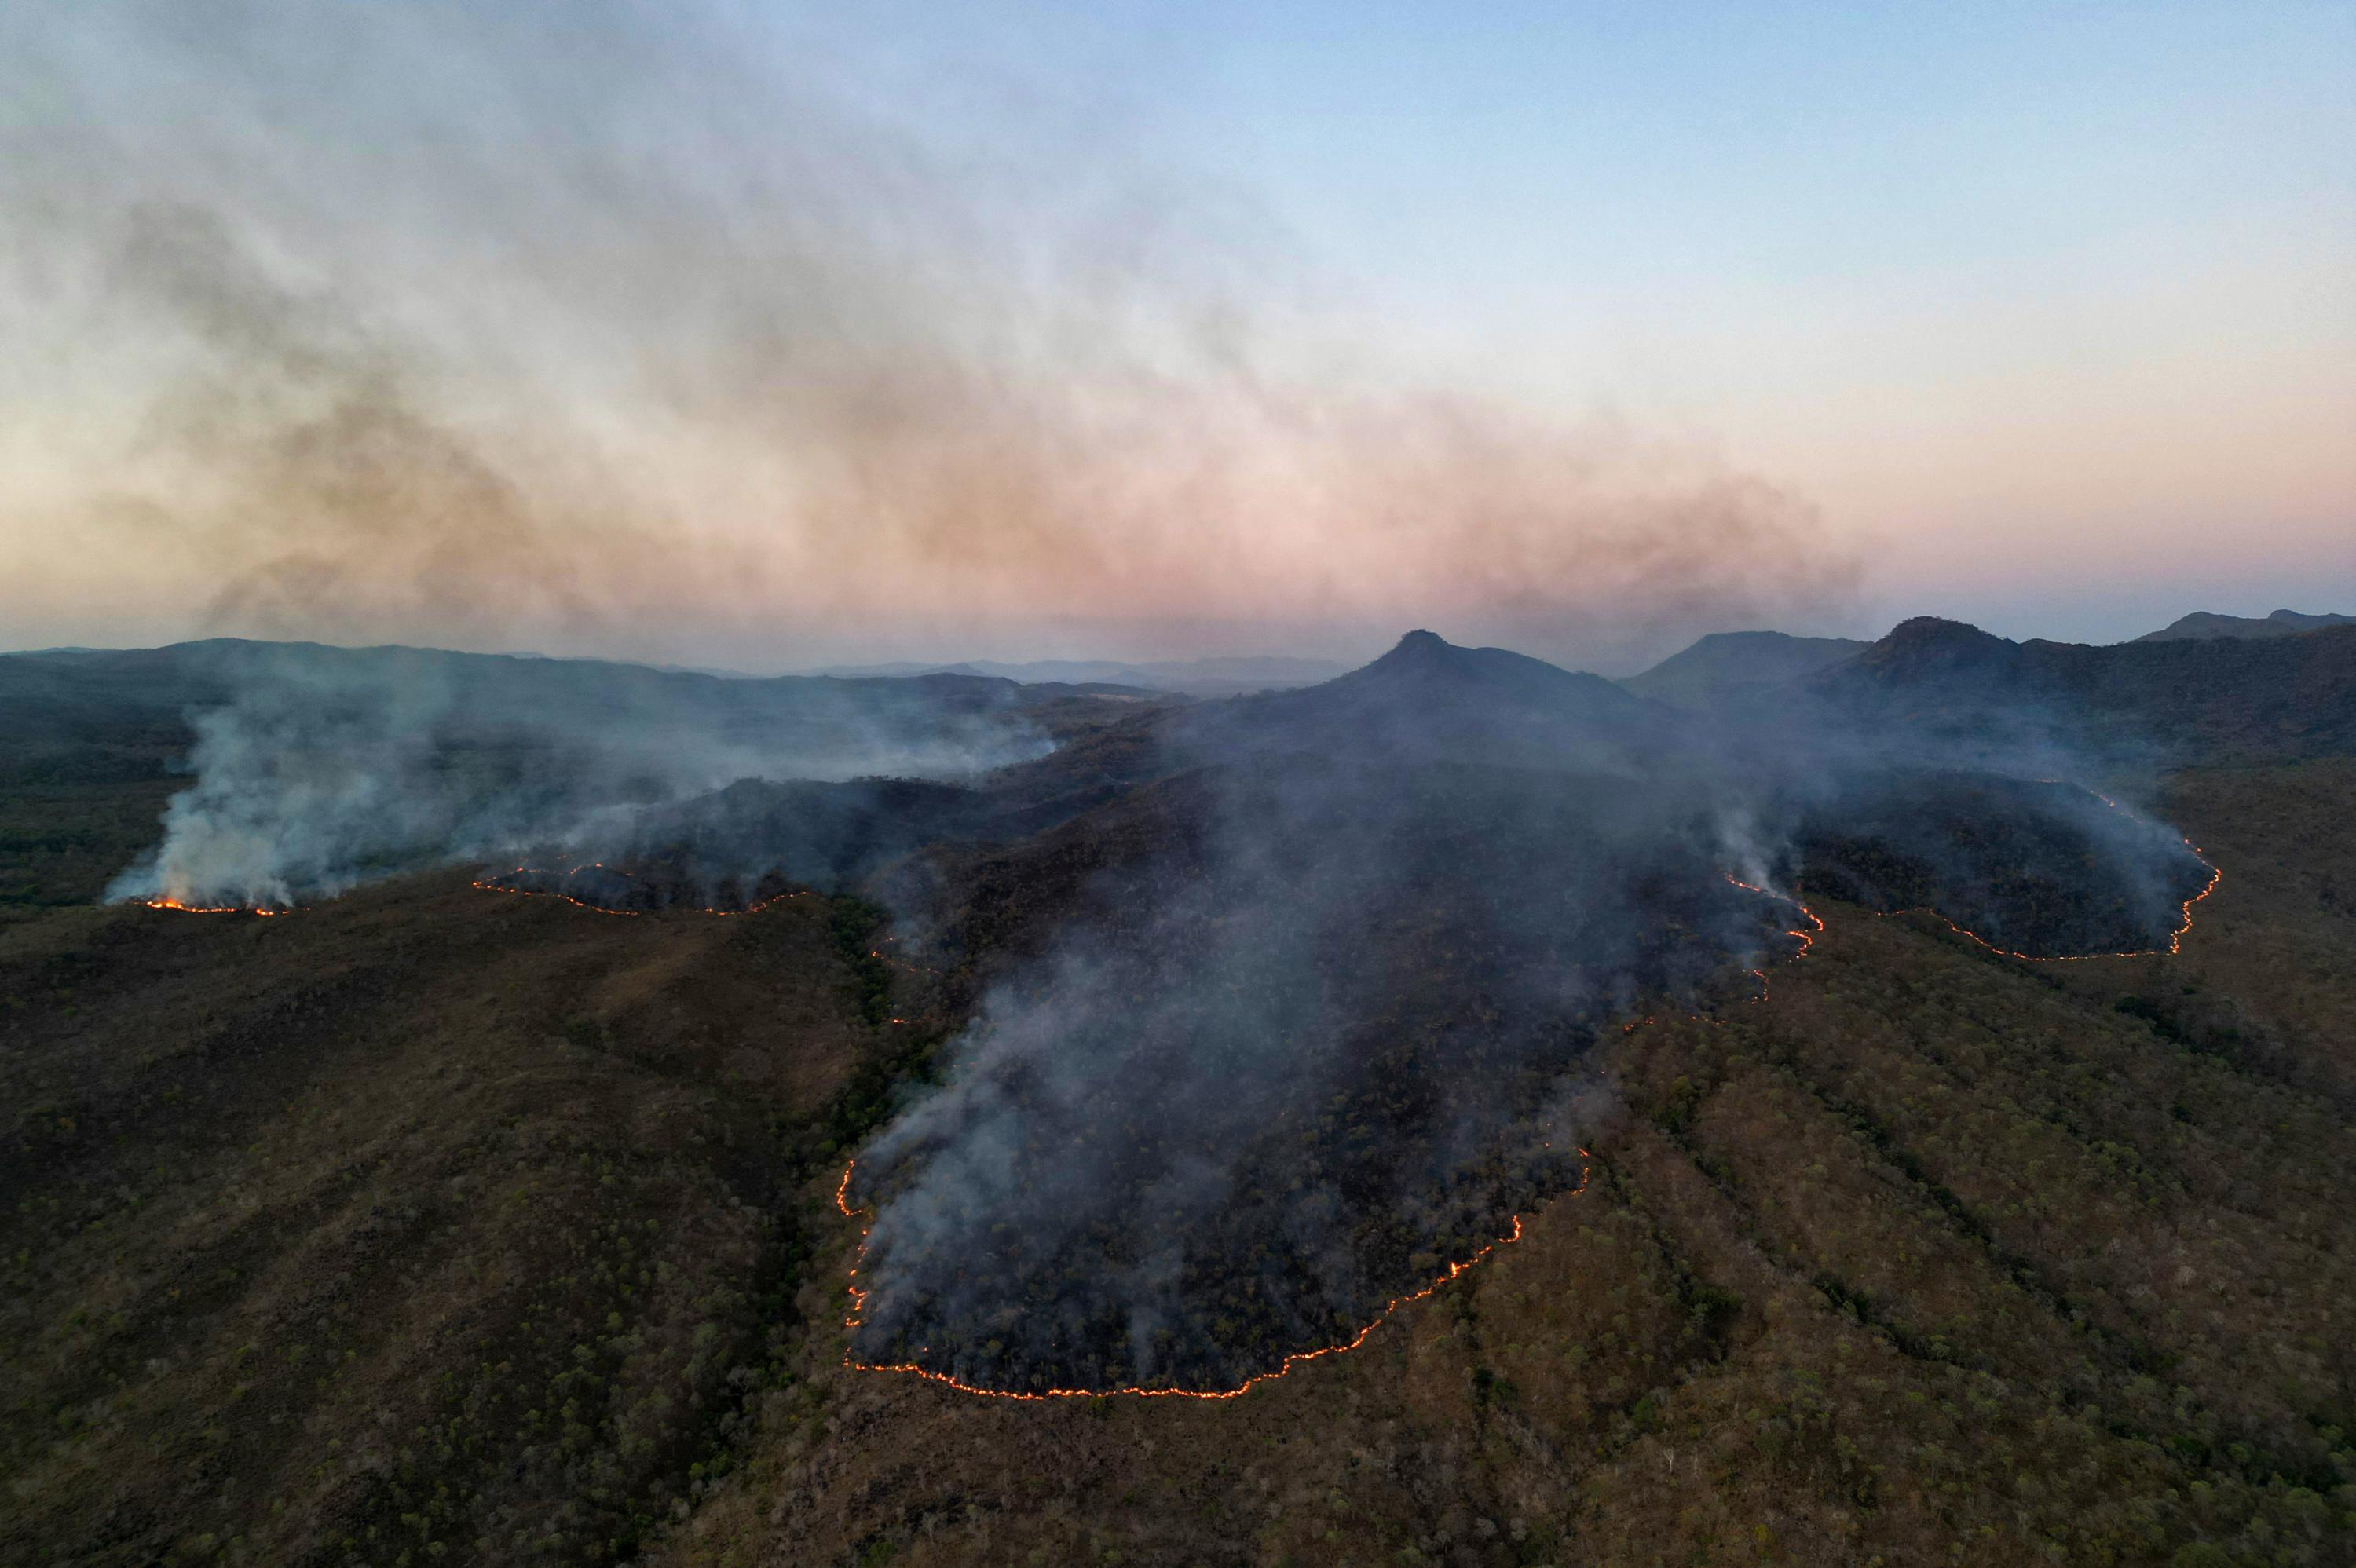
xmin=1 ymin=2 xmax=1857 ymax=671
xmin=840 ymin=634 xmax=2215 ymax=1392
xmin=104 ymin=642 xmax=1051 ymax=908
xmin=15 ymin=0 xmax=2215 ymax=1405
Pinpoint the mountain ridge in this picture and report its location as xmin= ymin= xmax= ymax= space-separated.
xmin=2134 ymin=608 xmax=2355 ymax=643
xmin=814 ymin=652 xmax=1346 ymax=696
xmin=1814 ymin=617 xmax=2356 ymax=763
xmin=5 ymin=617 xmax=2356 ymax=1563
xmin=1620 ymin=629 xmax=1870 ymax=707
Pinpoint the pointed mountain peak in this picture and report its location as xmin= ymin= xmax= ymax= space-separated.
xmin=1373 ymin=629 xmax=1454 ymax=665
xmin=1323 ymin=629 xmax=1644 ymax=718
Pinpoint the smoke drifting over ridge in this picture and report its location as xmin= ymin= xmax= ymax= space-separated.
xmin=102 ymin=641 xmax=1054 ymax=910
xmin=77 ymin=612 xmax=2215 ymax=1391
xmin=833 ymin=633 xmax=2216 ymax=1393
xmin=1 ymin=2 xmax=1857 ymax=670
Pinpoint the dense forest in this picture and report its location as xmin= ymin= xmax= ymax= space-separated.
xmin=3 ymin=630 xmax=2353 ymax=1566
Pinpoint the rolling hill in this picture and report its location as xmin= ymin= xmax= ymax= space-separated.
xmin=2135 ymin=609 xmax=2356 ymax=643
xmin=3 ymin=623 xmax=2354 ymax=1566
xmin=1813 ymin=616 xmax=2356 ymax=764
xmin=1619 ymin=630 xmax=1870 ymax=709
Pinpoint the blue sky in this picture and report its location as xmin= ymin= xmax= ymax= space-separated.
xmin=2 ymin=2 xmax=2350 ymax=663
xmin=1227 ymin=7 xmax=2340 ymax=586
xmin=862 ymin=1 xmax=2356 ymax=640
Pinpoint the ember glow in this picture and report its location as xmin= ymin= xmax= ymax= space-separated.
xmin=1723 ymin=808 xmax=2219 ymax=981
xmin=470 ymin=864 xmax=814 ymax=919
xmin=1725 ymin=874 xmax=1826 ymax=1005
xmin=832 ymin=1153 xmax=1588 ymax=1402
xmin=821 ymin=820 xmax=2215 ymax=1405
xmin=1871 ymin=854 xmax=2220 ymax=963
xmin=432 ymin=791 xmax=2222 ymax=1402
xmin=453 ymin=766 xmax=2220 ymax=1402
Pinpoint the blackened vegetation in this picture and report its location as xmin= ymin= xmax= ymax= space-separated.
xmin=600 ymin=776 xmax=1118 ymax=904
xmin=113 ymin=629 xmax=2223 ymax=1402
xmin=8 ymin=623 xmax=2354 ymax=1564
xmin=843 ymin=758 xmax=1800 ymax=1394
xmin=822 ymin=639 xmax=2223 ymax=1398
xmin=488 ymin=635 xmax=2225 ymax=1398
xmin=1795 ymin=772 xmax=2212 ymax=956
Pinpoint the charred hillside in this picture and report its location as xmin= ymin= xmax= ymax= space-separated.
xmin=355 ymin=630 xmax=2232 ymax=1400
xmin=782 ymin=633 xmax=2221 ymax=1397
xmin=1813 ymin=617 xmax=2356 ymax=763
xmin=4 ymin=623 xmax=2354 ymax=1565
xmin=847 ymin=756 xmax=1789 ymax=1394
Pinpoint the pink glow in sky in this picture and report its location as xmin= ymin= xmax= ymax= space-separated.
xmin=2 ymin=3 xmax=2348 ymax=671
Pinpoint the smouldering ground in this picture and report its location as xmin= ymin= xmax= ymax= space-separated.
xmin=660 ymin=763 xmax=2356 ymax=1568
xmin=4 ymin=764 xmax=2354 ymax=1566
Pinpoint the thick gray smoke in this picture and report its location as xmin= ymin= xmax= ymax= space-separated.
xmin=840 ymin=632 xmax=2216 ymax=1393
xmin=851 ymin=759 xmax=1732 ymax=1391
xmin=0 ymin=2 xmax=1859 ymax=671
xmin=13 ymin=0 xmax=2206 ymax=1403
xmin=104 ymin=642 xmax=1051 ymax=908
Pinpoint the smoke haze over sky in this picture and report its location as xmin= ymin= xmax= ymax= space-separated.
xmin=2 ymin=2 xmax=2349 ymax=671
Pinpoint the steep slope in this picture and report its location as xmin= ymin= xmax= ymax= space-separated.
xmin=1815 ymin=616 xmax=2356 ymax=763
xmin=9 ymin=763 xmax=2352 ymax=1567
xmin=966 ymin=628 xmax=1670 ymax=816
xmin=1620 ymin=629 xmax=1869 ymax=708
xmin=8 ymin=629 xmax=2356 ymax=1566
xmin=1319 ymin=627 xmax=1639 ymax=712
xmin=1180 ymin=628 xmax=1667 ymax=772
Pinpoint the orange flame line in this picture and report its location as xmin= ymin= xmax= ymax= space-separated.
xmin=831 ymin=1151 xmax=1588 ymax=1402
xmin=1848 ymin=786 xmax=2222 ymax=961
xmin=1714 ymin=813 xmax=2217 ymax=1013
xmin=470 ymin=862 xmax=812 ymax=918
xmin=476 ymin=806 xmax=2219 ymax=1405
xmin=1868 ymin=856 xmax=2219 ymax=963
xmin=824 ymin=824 xmax=2219 ymax=1402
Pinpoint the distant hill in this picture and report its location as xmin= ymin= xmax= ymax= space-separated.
xmin=1149 ymin=630 xmax=1666 ymax=782
xmin=0 ymin=638 xmax=1163 ymax=905
xmin=1816 ymin=616 xmax=2356 ymax=764
xmin=1317 ymin=627 xmax=1639 ymax=715
xmin=815 ymin=653 xmax=1346 ymax=696
xmin=0 ymin=638 xmax=1148 ymax=749
xmin=1619 ymin=630 xmax=1869 ymax=708
xmin=959 ymin=628 xmax=1671 ymax=816
xmin=11 ymin=620 xmax=2356 ymax=1563
xmin=2134 ymin=609 xmax=2355 ymax=643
